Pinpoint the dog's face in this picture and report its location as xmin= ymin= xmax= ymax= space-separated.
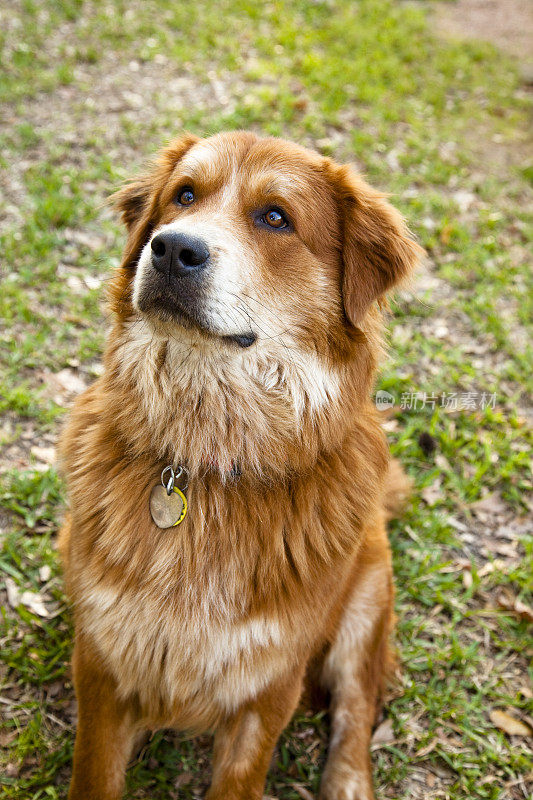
xmin=131 ymin=134 xmax=341 ymax=350
xmin=113 ymin=132 xmax=420 ymax=360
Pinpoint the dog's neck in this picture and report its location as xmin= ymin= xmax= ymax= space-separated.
xmin=104 ymin=316 xmax=355 ymax=480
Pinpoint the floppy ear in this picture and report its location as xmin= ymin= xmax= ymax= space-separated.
xmin=110 ymin=133 xmax=199 ymax=269
xmin=330 ymin=163 xmax=422 ymax=327
xmin=111 ymin=174 xmax=154 ymax=231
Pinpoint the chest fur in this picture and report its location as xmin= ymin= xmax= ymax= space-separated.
xmin=62 ymin=369 xmax=387 ymax=730
xmin=77 ymin=574 xmax=300 ymax=729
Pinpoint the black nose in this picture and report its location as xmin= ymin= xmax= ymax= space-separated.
xmin=151 ymin=232 xmax=210 ymax=278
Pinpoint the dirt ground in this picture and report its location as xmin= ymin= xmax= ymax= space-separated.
xmin=435 ymin=0 xmax=533 ymax=77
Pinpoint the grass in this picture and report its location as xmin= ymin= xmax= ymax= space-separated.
xmin=0 ymin=0 xmax=532 ymax=798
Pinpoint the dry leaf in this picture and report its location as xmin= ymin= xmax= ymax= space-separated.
xmin=20 ymin=590 xmax=50 ymax=617
xmin=5 ymin=577 xmax=49 ymax=617
xmin=53 ymin=368 xmax=86 ymax=395
xmin=66 ymin=275 xmax=85 ymax=293
xmin=463 ymin=570 xmax=473 ymax=589
xmin=5 ymin=763 xmax=19 ymax=778
xmin=0 ymin=729 xmax=17 ymax=747
xmin=470 ymin=493 xmax=507 ymax=517
xmin=421 ymin=479 xmax=442 ymax=506
xmin=447 ymin=515 xmax=468 ymax=532
xmin=485 ymin=541 xmax=518 ymax=559
xmin=371 ymin=718 xmax=395 ymax=745
xmin=84 ymin=275 xmax=103 ymax=290
xmin=39 ymin=565 xmax=52 ymax=582
xmin=453 ymin=190 xmax=476 ymax=213
xmin=490 ymin=710 xmax=532 ymax=737
xmin=174 ymin=771 xmax=194 ymax=788
xmin=30 ymin=446 xmax=56 ymax=465
xmin=477 ymin=560 xmax=505 ymax=578
xmin=416 ymin=738 xmax=439 ymax=758
xmin=497 ymin=590 xmax=533 ymax=623
xmin=292 ymin=786 xmax=315 ymax=800
xmin=435 ymin=454 xmax=451 ymax=471
xmin=5 ymin=577 xmax=20 ymax=609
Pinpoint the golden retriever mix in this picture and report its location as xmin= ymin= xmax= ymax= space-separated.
xmin=58 ymin=131 xmax=420 ymax=800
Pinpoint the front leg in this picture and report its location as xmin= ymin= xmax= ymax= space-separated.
xmin=68 ymin=637 xmax=139 ymax=800
xmin=206 ymin=668 xmax=304 ymax=800
xmin=319 ymin=524 xmax=395 ymax=800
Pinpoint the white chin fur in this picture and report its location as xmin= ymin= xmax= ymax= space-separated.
xmin=120 ymin=315 xmax=339 ymax=423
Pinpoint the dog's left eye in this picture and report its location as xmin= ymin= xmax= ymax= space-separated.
xmin=262 ymin=208 xmax=288 ymax=229
xmin=176 ymin=187 xmax=195 ymax=206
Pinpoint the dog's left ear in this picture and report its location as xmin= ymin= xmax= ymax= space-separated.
xmin=327 ymin=162 xmax=422 ymax=327
xmin=110 ymin=133 xmax=199 ymax=269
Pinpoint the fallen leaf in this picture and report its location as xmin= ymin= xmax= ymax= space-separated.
xmin=421 ymin=479 xmax=442 ymax=506
xmin=66 ymin=275 xmax=85 ymax=293
xmin=53 ymin=368 xmax=86 ymax=395
xmin=174 ymin=771 xmax=194 ymax=788
xmin=497 ymin=590 xmax=533 ymax=623
xmin=0 ymin=729 xmax=17 ymax=747
xmin=30 ymin=445 xmax=56 ymax=465
xmin=19 ymin=589 xmax=50 ymax=617
xmin=440 ymin=223 xmax=453 ymax=245
xmin=39 ymin=565 xmax=52 ymax=582
xmin=292 ymin=786 xmax=315 ymax=800
xmin=5 ymin=577 xmax=20 ymax=609
xmin=435 ymin=453 xmax=451 ymax=471
xmin=371 ymin=718 xmax=395 ymax=745
xmin=452 ymin=190 xmax=476 ymax=213
xmin=416 ymin=738 xmax=439 ymax=758
xmin=5 ymin=763 xmax=19 ymax=778
xmin=84 ymin=275 xmax=103 ymax=290
xmin=40 ymin=368 xmax=87 ymax=405
xmin=477 ymin=560 xmax=506 ymax=578
xmin=490 ymin=710 xmax=532 ymax=737
xmin=5 ymin=578 xmax=49 ymax=617
xmin=470 ymin=493 xmax=507 ymax=517
xmin=485 ymin=541 xmax=518 ymax=559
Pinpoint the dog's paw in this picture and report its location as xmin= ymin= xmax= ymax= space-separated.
xmin=319 ymin=769 xmax=375 ymax=800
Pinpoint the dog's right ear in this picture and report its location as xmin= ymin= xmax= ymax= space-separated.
xmin=110 ymin=133 xmax=199 ymax=269
xmin=111 ymin=174 xmax=154 ymax=231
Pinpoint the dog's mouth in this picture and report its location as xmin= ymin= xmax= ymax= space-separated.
xmin=137 ymin=289 xmax=257 ymax=349
xmin=223 ymin=332 xmax=257 ymax=348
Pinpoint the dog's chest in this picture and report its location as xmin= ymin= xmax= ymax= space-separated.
xmin=78 ymin=559 xmax=296 ymax=727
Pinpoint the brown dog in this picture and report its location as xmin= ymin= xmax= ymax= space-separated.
xmin=58 ymin=131 xmax=420 ymax=800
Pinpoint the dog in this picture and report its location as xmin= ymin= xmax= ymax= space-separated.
xmin=58 ymin=130 xmax=420 ymax=800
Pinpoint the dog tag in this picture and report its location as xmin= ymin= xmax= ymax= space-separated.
xmin=149 ymin=465 xmax=188 ymax=529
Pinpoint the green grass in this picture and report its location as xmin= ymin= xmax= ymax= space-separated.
xmin=0 ymin=0 xmax=532 ymax=798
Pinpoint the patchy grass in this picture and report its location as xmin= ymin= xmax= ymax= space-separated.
xmin=0 ymin=0 xmax=532 ymax=798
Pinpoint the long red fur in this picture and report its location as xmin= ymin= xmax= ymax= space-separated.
xmin=58 ymin=131 xmax=421 ymax=800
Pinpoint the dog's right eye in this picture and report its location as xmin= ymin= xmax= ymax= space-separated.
xmin=176 ymin=187 xmax=195 ymax=206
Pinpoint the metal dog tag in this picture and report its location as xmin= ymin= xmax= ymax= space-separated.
xmin=149 ymin=465 xmax=188 ymax=529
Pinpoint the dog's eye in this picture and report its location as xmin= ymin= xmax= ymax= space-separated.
xmin=176 ymin=187 xmax=195 ymax=206
xmin=262 ymin=208 xmax=288 ymax=229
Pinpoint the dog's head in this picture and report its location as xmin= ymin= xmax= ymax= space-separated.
xmin=111 ymin=131 xmax=420 ymax=356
